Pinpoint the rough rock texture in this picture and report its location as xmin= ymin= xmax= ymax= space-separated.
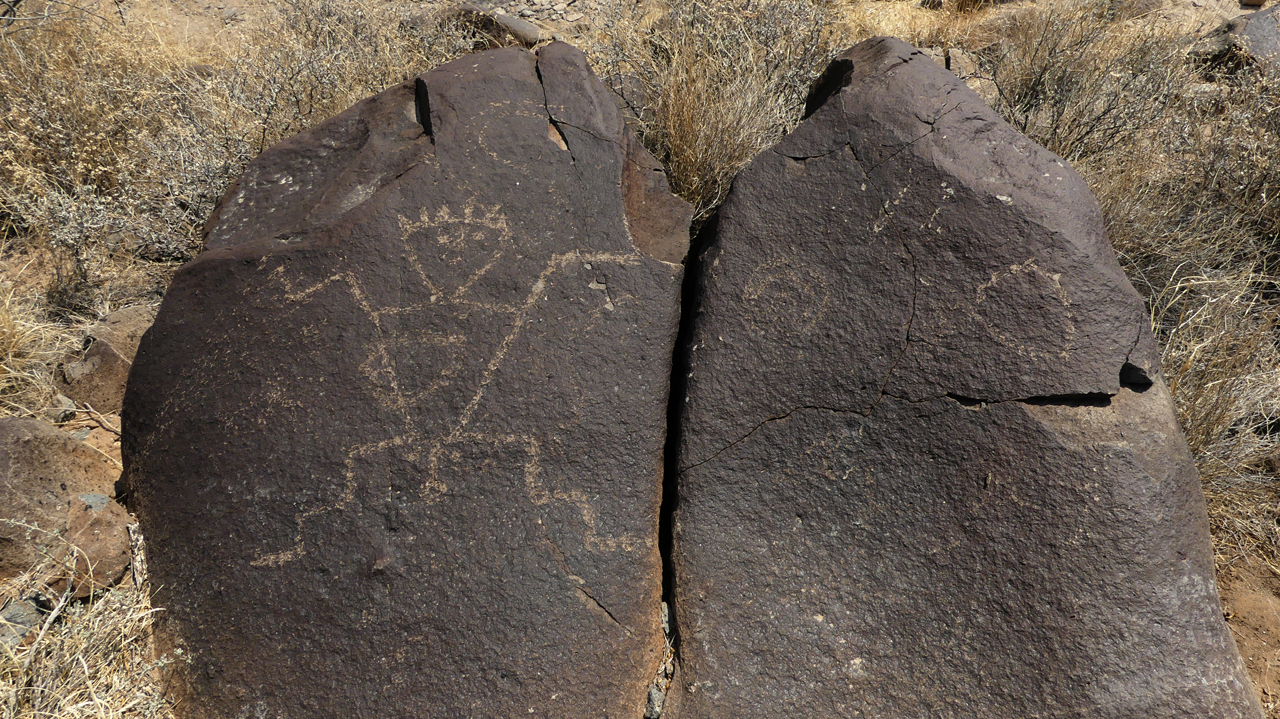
xmin=56 ymin=305 xmax=158 ymax=413
xmin=1190 ymin=6 xmax=1280 ymax=68
xmin=124 ymin=43 xmax=690 ymax=719
xmin=0 ymin=417 xmax=120 ymax=581
xmin=669 ymin=37 xmax=1261 ymax=718
xmin=57 ymin=492 xmax=132 ymax=598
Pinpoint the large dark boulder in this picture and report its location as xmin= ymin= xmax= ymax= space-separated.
xmin=669 ymin=37 xmax=1261 ymax=718
xmin=124 ymin=43 xmax=690 ymax=718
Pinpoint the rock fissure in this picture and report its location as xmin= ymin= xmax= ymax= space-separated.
xmin=657 ymin=214 xmax=716 ymax=661
xmin=412 ymin=78 xmax=434 ymax=139
xmin=862 ymin=100 xmax=962 ymax=176
xmin=945 ymin=391 xmax=1115 ymax=408
xmin=779 ymin=147 xmax=842 ymax=162
xmin=557 ymin=118 xmax=624 ymax=147
xmin=576 ymin=585 xmax=632 ymax=636
xmin=679 ymin=404 xmax=864 ymax=474
xmin=533 ymin=57 xmax=577 ymax=164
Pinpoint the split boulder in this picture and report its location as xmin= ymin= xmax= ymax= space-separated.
xmin=124 ymin=43 xmax=690 ymax=718
xmin=670 ymin=37 xmax=1261 ymax=718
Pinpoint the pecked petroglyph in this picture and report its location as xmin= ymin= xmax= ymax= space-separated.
xmin=248 ymin=201 xmax=648 ymax=566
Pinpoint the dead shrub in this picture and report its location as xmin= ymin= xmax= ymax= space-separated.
xmin=983 ymin=0 xmax=1187 ymax=161
xmin=1 ymin=527 xmax=173 ymax=719
xmin=0 ymin=288 xmax=75 ymax=416
xmin=593 ymin=0 xmax=839 ymax=220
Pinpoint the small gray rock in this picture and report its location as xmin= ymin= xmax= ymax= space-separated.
xmin=0 ymin=598 xmax=41 ymax=648
xmin=644 ymin=686 xmax=666 ymax=718
xmin=42 ymin=393 xmax=77 ymax=425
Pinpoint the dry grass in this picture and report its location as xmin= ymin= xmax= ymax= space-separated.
xmin=1 ymin=528 xmax=172 ymax=719
xmin=983 ymin=3 xmax=1187 ymax=161
xmin=0 ymin=288 xmax=78 ymax=417
xmin=0 ymin=0 xmax=498 ymax=295
xmin=1 ymin=587 xmax=172 ymax=719
xmin=591 ymin=0 xmax=841 ymax=219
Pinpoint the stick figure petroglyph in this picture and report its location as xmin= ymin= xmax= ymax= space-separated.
xmin=248 ymin=201 xmax=647 ymax=567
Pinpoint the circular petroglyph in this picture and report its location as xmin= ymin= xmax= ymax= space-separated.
xmin=743 ymin=258 xmax=832 ymax=335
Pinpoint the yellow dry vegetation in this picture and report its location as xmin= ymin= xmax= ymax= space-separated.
xmin=3 ymin=0 xmax=1280 ymax=715
xmin=1 ymin=531 xmax=170 ymax=719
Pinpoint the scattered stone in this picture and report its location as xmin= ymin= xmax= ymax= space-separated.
xmin=919 ymin=45 xmax=947 ymax=68
xmin=671 ymin=37 xmax=1262 ymax=718
xmin=0 ymin=597 xmax=41 ymax=648
xmin=41 ymin=393 xmax=77 ymax=425
xmin=947 ymin=47 xmax=979 ymax=77
xmin=453 ymin=3 xmax=548 ymax=45
xmin=1190 ymin=6 xmax=1280 ymax=69
xmin=565 ymin=11 xmax=584 ymax=21
xmin=0 ymin=417 xmax=119 ymax=582
xmin=126 ymin=43 xmax=689 ymax=718
xmin=55 ymin=305 xmax=157 ymax=414
xmin=644 ymin=686 xmax=666 ymax=718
